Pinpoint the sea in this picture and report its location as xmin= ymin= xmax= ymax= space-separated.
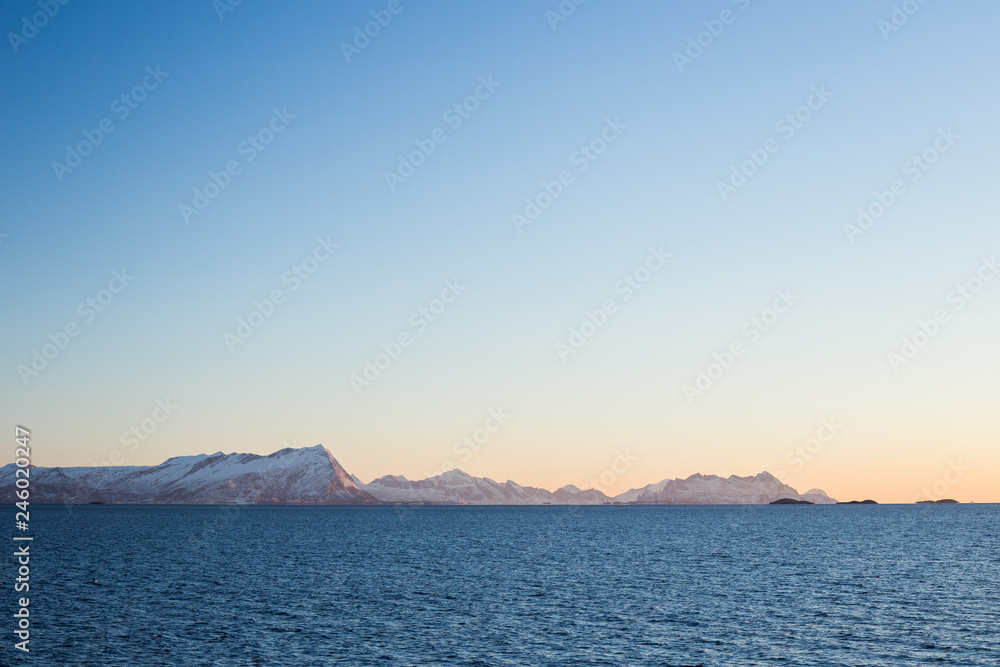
xmin=8 ymin=504 xmax=999 ymax=666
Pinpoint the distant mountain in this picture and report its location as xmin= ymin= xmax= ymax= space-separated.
xmin=359 ymin=470 xmax=612 ymax=505
xmin=2 ymin=444 xmax=839 ymax=505
xmin=801 ymin=488 xmax=836 ymax=504
xmin=0 ymin=445 xmax=377 ymax=505
xmin=613 ymin=472 xmax=838 ymax=505
xmin=359 ymin=470 xmax=836 ymax=505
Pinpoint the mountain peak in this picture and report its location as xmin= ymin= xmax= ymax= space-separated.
xmin=1 ymin=443 xmax=839 ymax=506
xmin=2 ymin=444 xmax=378 ymax=505
xmin=361 ymin=469 xmax=611 ymax=505
xmin=617 ymin=470 xmax=836 ymax=505
xmin=438 ymin=469 xmax=473 ymax=480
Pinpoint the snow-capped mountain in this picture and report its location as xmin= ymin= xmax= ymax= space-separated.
xmin=613 ymin=472 xmax=838 ymax=504
xmin=359 ymin=470 xmax=612 ymax=505
xmin=358 ymin=470 xmax=835 ymax=505
xmin=800 ymin=488 xmax=836 ymax=504
xmin=0 ymin=445 xmax=376 ymax=504
xmin=2 ymin=443 xmax=838 ymax=505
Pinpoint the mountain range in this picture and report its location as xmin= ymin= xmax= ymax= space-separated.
xmin=2 ymin=445 xmax=375 ymax=505
xmin=1 ymin=444 xmax=837 ymax=505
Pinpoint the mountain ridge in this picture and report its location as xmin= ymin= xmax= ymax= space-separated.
xmin=3 ymin=444 xmax=837 ymax=505
xmin=1 ymin=444 xmax=376 ymax=505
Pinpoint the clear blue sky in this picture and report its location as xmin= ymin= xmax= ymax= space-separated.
xmin=2 ymin=0 xmax=999 ymax=502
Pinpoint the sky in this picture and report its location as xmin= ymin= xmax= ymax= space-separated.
xmin=2 ymin=0 xmax=999 ymax=503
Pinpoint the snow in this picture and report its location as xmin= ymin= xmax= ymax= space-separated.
xmin=361 ymin=470 xmax=611 ymax=505
xmin=1 ymin=445 xmax=838 ymax=505
xmin=614 ymin=471 xmax=838 ymax=504
xmin=1 ymin=445 xmax=376 ymax=504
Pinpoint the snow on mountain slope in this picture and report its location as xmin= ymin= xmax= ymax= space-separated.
xmin=1 ymin=444 xmax=838 ymax=506
xmin=614 ymin=472 xmax=838 ymax=504
xmin=360 ymin=470 xmax=612 ymax=505
xmin=0 ymin=445 xmax=377 ymax=504
xmin=614 ymin=479 xmax=671 ymax=504
xmin=800 ymin=488 xmax=837 ymax=504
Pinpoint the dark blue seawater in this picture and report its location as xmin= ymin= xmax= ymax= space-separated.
xmin=5 ymin=504 xmax=999 ymax=665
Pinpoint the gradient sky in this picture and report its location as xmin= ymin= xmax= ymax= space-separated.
xmin=2 ymin=0 xmax=999 ymax=503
